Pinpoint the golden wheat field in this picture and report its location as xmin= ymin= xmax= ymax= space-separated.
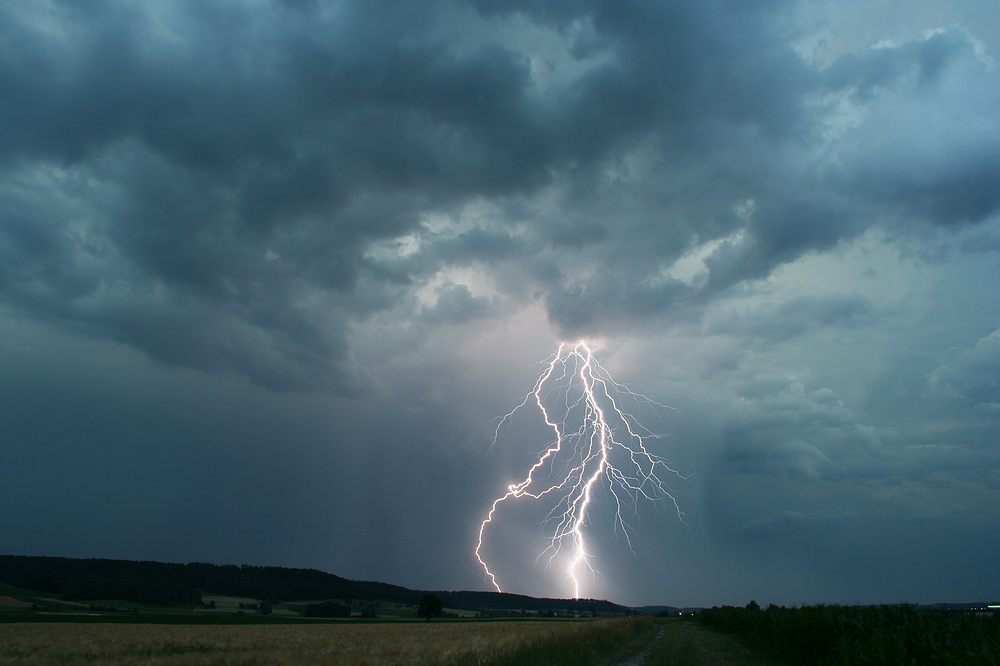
xmin=0 ymin=619 xmax=628 ymax=665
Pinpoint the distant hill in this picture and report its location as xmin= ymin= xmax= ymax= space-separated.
xmin=0 ymin=554 xmax=627 ymax=614
xmin=632 ymin=605 xmax=680 ymax=615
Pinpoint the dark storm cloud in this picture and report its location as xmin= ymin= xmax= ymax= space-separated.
xmin=3 ymin=1 xmax=996 ymax=385
xmin=2 ymin=0 xmax=1000 ymax=607
xmin=419 ymin=227 xmax=527 ymax=267
xmin=822 ymin=28 xmax=971 ymax=97
xmin=419 ymin=283 xmax=494 ymax=324
xmin=824 ymin=30 xmax=1000 ymax=228
xmin=0 ymin=0 xmax=557 ymax=389
xmin=720 ymin=382 xmax=863 ymax=482
xmin=703 ymin=294 xmax=874 ymax=343
xmin=512 ymin=6 xmax=998 ymax=335
xmin=928 ymin=329 xmax=1000 ymax=410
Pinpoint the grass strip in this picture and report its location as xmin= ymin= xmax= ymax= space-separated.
xmin=474 ymin=615 xmax=656 ymax=666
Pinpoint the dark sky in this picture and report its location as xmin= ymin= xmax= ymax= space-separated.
xmin=2 ymin=0 xmax=999 ymax=607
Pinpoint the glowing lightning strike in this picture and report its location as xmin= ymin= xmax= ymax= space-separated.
xmin=475 ymin=341 xmax=685 ymax=599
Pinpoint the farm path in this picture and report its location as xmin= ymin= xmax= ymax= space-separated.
xmin=624 ymin=620 xmax=773 ymax=666
xmin=615 ymin=624 xmax=664 ymax=666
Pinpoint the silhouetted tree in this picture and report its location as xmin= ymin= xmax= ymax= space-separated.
xmin=418 ymin=593 xmax=443 ymax=620
xmin=746 ymin=599 xmax=761 ymax=611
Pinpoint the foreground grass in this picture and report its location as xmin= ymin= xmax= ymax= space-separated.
xmin=699 ymin=605 xmax=1000 ymax=665
xmin=0 ymin=616 xmax=654 ymax=665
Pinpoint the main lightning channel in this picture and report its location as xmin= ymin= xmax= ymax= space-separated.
xmin=474 ymin=341 xmax=684 ymax=599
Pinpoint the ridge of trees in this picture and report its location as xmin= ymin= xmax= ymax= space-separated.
xmin=0 ymin=555 xmax=626 ymax=613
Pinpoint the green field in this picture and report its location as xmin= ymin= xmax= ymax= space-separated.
xmin=0 ymin=583 xmax=595 ymax=626
xmin=5 ymin=577 xmax=999 ymax=664
xmin=698 ymin=605 xmax=1000 ymax=665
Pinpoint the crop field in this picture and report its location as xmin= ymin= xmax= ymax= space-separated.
xmin=0 ymin=616 xmax=654 ymax=666
xmin=699 ymin=605 xmax=1000 ymax=665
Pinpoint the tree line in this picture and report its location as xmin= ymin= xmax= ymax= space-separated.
xmin=0 ymin=554 xmax=628 ymax=614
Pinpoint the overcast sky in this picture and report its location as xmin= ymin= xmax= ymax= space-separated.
xmin=2 ymin=0 xmax=999 ymax=608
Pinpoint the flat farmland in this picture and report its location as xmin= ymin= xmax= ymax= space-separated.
xmin=0 ymin=617 xmax=653 ymax=665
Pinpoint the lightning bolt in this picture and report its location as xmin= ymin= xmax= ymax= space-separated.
xmin=475 ymin=341 xmax=685 ymax=599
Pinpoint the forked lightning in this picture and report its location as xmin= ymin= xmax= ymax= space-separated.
xmin=475 ymin=341 xmax=684 ymax=599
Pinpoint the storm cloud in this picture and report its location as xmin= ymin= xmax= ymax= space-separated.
xmin=2 ymin=0 xmax=998 ymax=606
